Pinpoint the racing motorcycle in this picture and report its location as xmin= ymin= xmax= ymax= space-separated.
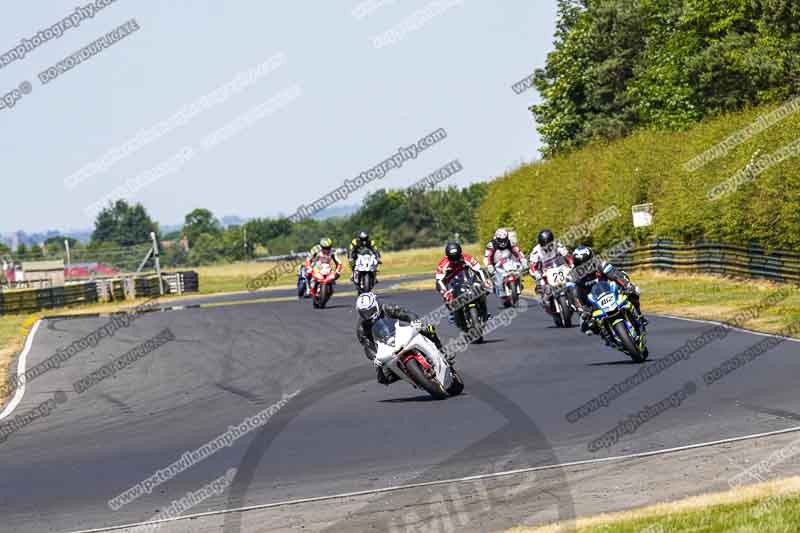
xmin=372 ymin=319 xmax=464 ymax=400
xmin=353 ymin=250 xmax=379 ymax=294
xmin=542 ymin=256 xmax=575 ymax=328
xmin=447 ymin=269 xmax=489 ymax=343
xmin=588 ymin=278 xmax=649 ymax=363
xmin=309 ymin=257 xmax=338 ymax=309
xmin=493 ymin=252 xmax=524 ymax=308
xmin=296 ymin=264 xmax=311 ymax=299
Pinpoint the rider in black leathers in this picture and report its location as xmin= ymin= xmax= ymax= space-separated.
xmin=355 ymin=292 xmax=447 ymax=385
xmin=568 ymin=246 xmax=647 ymax=341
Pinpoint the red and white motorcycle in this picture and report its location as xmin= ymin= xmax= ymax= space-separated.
xmin=493 ymin=252 xmax=524 ymax=308
xmin=372 ymin=319 xmax=464 ymax=400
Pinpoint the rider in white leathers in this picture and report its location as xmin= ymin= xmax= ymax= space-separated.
xmin=528 ymin=229 xmax=573 ymax=306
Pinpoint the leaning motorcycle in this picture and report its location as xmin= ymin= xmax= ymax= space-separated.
xmin=372 ymin=319 xmax=464 ymax=400
xmin=542 ymin=257 xmax=575 ymax=328
xmin=310 ymin=258 xmax=337 ymax=309
xmin=447 ymin=269 xmax=489 ymax=344
xmin=493 ymin=255 xmax=523 ymax=308
xmin=588 ymin=279 xmax=649 ymax=363
xmin=353 ymin=251 xmax=379 ymax=294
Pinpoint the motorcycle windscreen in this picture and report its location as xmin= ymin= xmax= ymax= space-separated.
xmin=371 ymin=319 xmax=397 ymax=346
xmin=589 ymin=279 xmax=618 ymax=311
xmin=448 ymin=269 xmax=478 ymax=291
xmin=542 ymin=255 xmax=568 ymax=269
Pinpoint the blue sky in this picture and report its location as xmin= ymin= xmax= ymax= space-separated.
xmin=0 ymin=1 xmax=558 ymax=233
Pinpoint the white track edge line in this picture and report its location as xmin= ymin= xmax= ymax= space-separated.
xmin=0 ymin=320 xmax=41 ymax=421
xmin=65 ymin=423 xmax=800 ymax=533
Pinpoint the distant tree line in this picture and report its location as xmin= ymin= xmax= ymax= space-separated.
xmin=49 ymin=183 xmax=490 ymax=268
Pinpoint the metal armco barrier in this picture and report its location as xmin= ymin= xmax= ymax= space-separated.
xmin=616 ymin=240 xmax=800 ymax=284
xmin=0 ymin=271 xmax=200 ymax=315
xmin=255 ymin=248 xmax=348 ymax=262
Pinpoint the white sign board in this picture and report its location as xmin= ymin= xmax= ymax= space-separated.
xmin=632 ymin=203 xmax=654 ymax=228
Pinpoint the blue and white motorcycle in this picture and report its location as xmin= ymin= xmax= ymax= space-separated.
xmin=587 ymin=279 xmax=649 ymax=363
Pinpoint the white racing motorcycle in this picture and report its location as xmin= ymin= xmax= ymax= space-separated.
xmin=354 ymin=251 xmax=379 ymax=294
xmin=372 ymin=319 xmax=464 ymax=400
xmin=542 ymin=256 xmax=575 ymax=328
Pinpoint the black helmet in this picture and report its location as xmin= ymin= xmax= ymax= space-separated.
xmin=572 ymin=246 xmax=594 ymax=267
xmin=357 ymin=230 xmax=369 ymax=246
xmin=445 ymin=241 xmax=463 ymax=264
xmin=537 ymin=229 xmax=554 ymax=247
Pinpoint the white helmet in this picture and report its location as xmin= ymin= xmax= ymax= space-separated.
xmin=356 ymin=292 xmax=381 ymax=321
xmin=494 ymin=228 xmax=510 ymax=249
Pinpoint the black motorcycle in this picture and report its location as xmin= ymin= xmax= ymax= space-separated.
xmin=447 ymin=269 xmax=490 ymax=343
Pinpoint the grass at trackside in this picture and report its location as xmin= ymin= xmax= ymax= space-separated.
xmin=515 ymin=269 xmax=800 ymax=337
xmin=632 ymin=270 xmax=800 ymax=336
xmin=194 ymin=244 xmax=482 ymax=295
xmin=508 ymin=478 xmax=800 ymax=532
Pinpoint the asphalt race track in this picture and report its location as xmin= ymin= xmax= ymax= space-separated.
xmin=2 ymin=287 xmax=799 ymax=532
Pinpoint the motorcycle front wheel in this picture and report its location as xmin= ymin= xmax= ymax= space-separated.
xmin=318 ymin=284 xmax=332 ymax=308
xmin=361 ymin=272 xmax=375 ymax=293
xmin=405 ymin=359 xmax=448 ymax=400
xmin=468 ymin=306 xmax=485 ymax=344
xmin=613 ymin=320 xmax=645 ymax=363
xmin=558 ymin=295 xmax=573 ymax=328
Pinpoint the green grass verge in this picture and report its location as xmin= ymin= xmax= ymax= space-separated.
xmin=584 ymin=492 xmax=800 ymax=532
xmin=509 ymin=480 xmax=800 ymax=532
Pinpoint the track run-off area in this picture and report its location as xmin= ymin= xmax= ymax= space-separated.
xmin=1 ymin=285 xmax=799 ymax=532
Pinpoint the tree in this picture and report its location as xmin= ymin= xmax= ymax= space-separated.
xmin=530 ymin=0 xmax=800 ymax=156
xmin=183 ymin=208 xmax=222 ymax=247
xmin=187 ymin=233 xmax=227 ymax=265
xmin=92 ymin=200 xmax=159 ymax=246
xmin=28 ymin=244 xmax=45 ymax=259
xmin=16 ymin=243 xmax=27 ymax=257
xmin=44 ymin=236 xmax=78 ymax=254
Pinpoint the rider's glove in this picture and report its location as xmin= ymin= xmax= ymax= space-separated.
xmin=487 ymin=264 xmax=495 ymax=275
xmin=410 ymin=319 xmax=423 ymax=331
xmin=443 ymin=289 xmax=455 ymax=304
xmin=580 ymin=314 xmax=594 ymax=335
xmin=532 ymin=271 xmax=542 ymax=282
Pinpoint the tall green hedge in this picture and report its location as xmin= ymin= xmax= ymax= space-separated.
xmin=478 ymin=101 xmax=800 ymax=253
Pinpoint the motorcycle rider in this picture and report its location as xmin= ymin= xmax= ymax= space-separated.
xmin=484 ymin=228 xmax=528 ymax=298
xmin=355 ymin=292 xmax=448 ymax=385
xmin=568 ymin=246 xmax=648 ymax=341
xmin=303 ymin=237 xmax=343 ymax=292
xmin=529 ymin=229 xmax=573 ymax=307
xmin=348 ymin=230 xmax=382 ymax=285
xmin=436 ymin=241 xmax=492 ymax=321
